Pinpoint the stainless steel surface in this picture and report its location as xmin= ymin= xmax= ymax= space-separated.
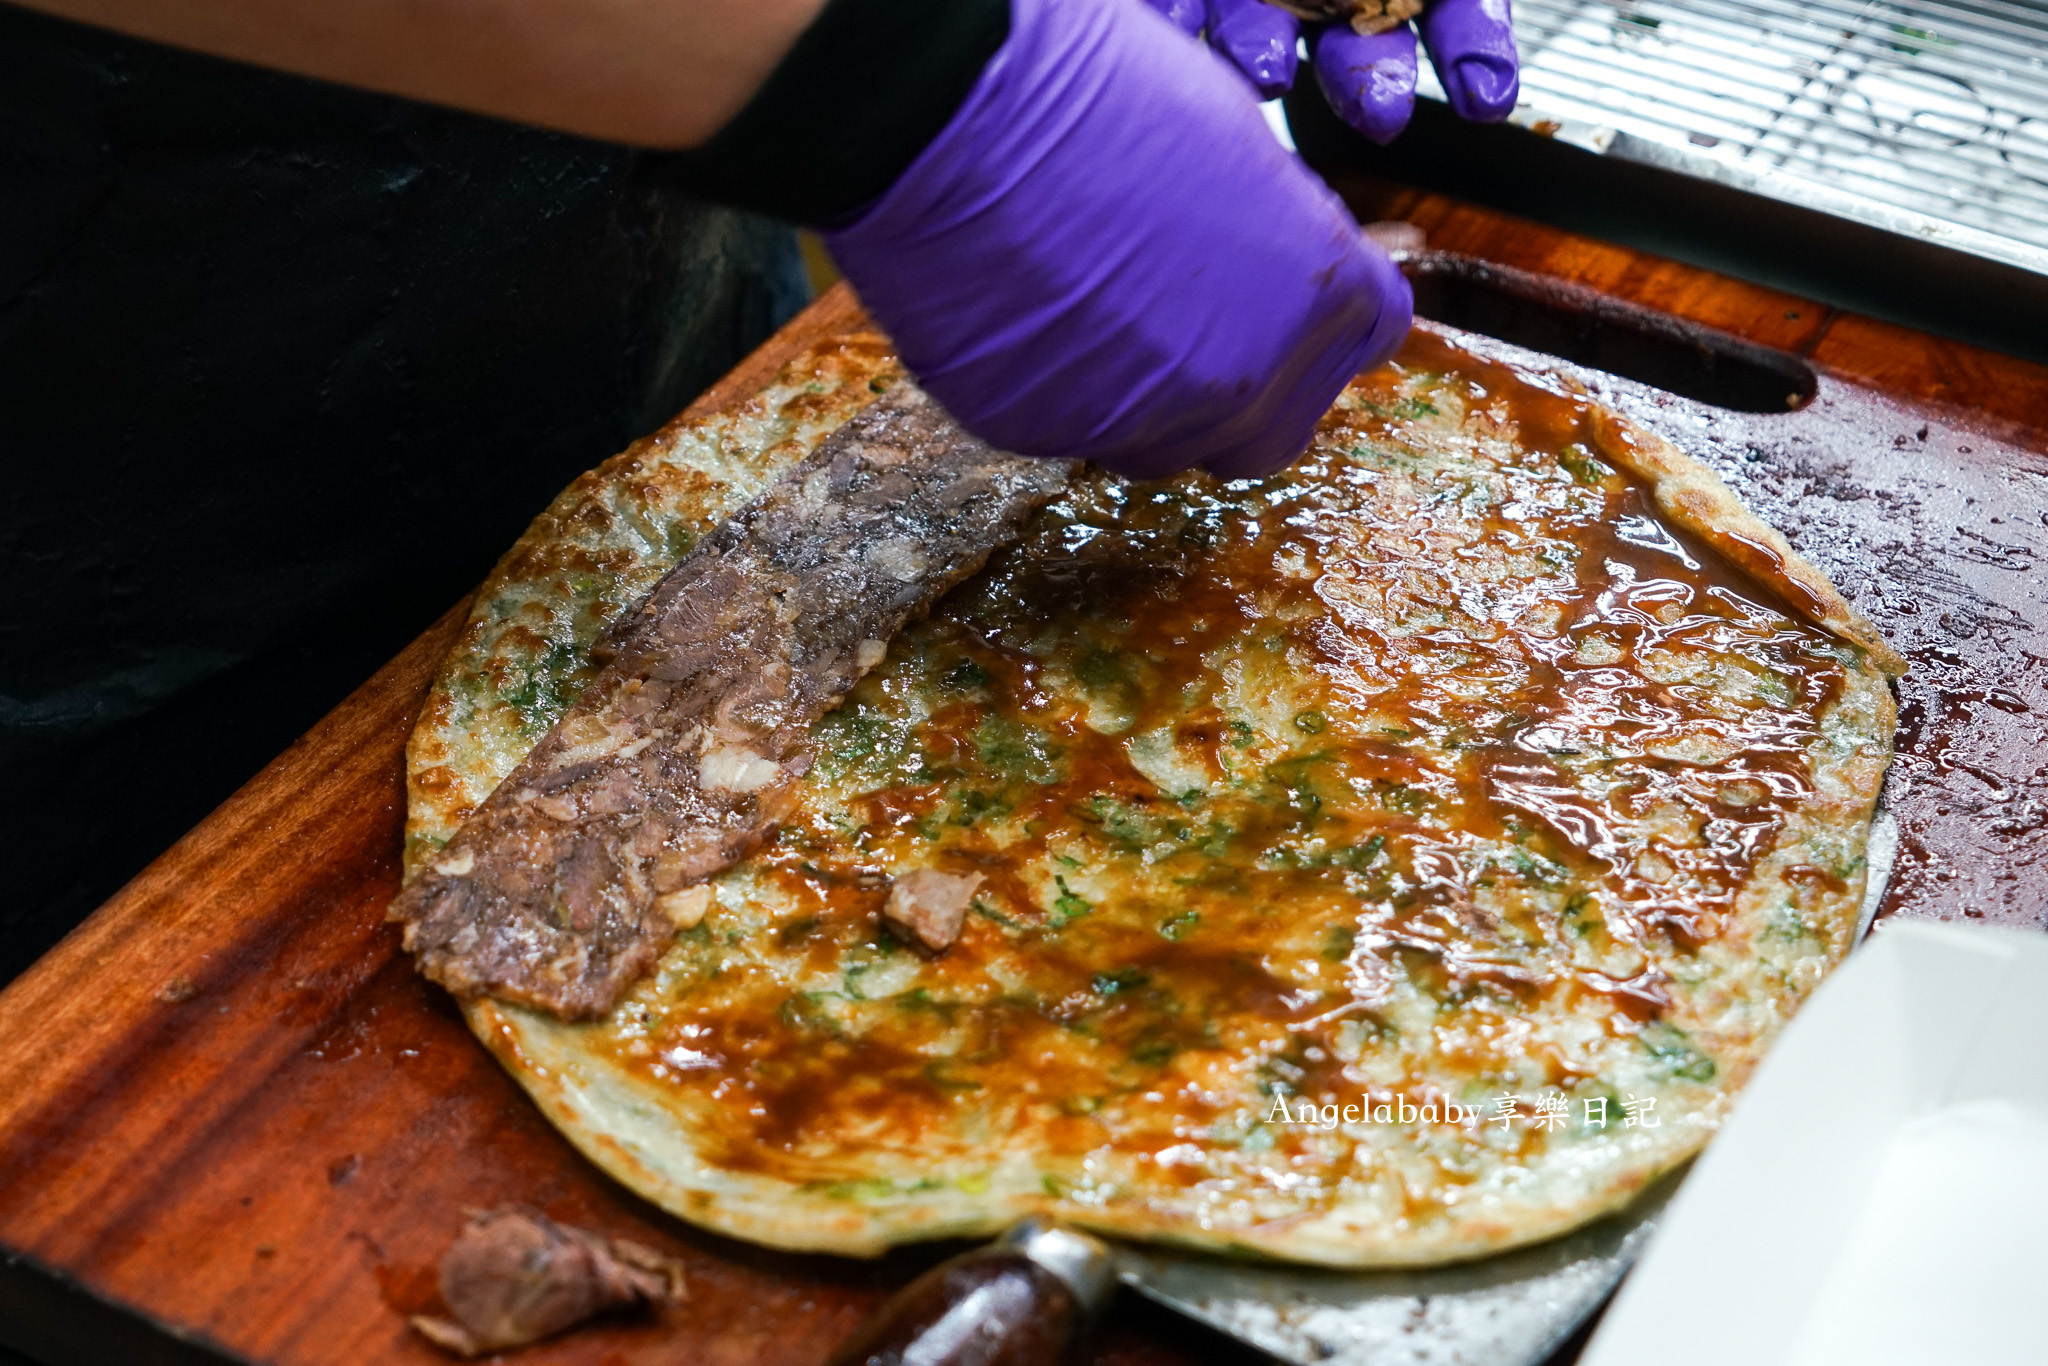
xmin=1003 ymin=1220 xmax=1119 ymax=1317
xmin=1419 ymin=0 xmax=2048 ymax=277
xmin=1115 ymin=1172 xmax=1682 ymax=1366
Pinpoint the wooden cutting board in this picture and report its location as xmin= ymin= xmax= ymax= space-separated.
xmin=2 ymin=186 xmax=2045 ymax=1366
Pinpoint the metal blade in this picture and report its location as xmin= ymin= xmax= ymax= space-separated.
xmin=1112 ymin=1169 xmax=1684 ymax=1366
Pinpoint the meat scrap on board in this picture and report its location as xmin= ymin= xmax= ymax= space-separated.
xmin=410 ymin=1207 xmax=684 ymax=1357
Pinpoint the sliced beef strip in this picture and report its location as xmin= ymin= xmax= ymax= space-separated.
xmin=389 ymin=384 xmax=1074 ymax=1020
xmin=410 ymin=1207 xmax=683 ymax=1357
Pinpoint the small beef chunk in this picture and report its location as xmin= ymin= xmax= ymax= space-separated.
xmin=882 ymin=869 xmax=983 ymax=953
xmin=410 ymin=1207 xmax=684 ymax=1356
xmin=390 ymin=384 xmax=1072 ymax=1020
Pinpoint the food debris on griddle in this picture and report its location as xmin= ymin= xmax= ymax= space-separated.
xmin=1265 ymin=0 xmax=1424 ymax=35
xmin=388 ymin=384 xmax=1073 ymax=1020
xmin=410 ymin=1207 xmax=684 ymax=1357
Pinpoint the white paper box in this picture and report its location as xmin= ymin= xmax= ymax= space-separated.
xmin=1582 ymin=920 xmax=2048 ymax=1366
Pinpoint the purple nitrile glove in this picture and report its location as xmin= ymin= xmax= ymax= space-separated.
xmin=1150 ymin=0 xmax=1519 ymax=145
xmin=825 ymin=0 xmax=1409 ymax=481
xmin=1315 ymin=24 xmax=1419 ymax=144
xmin=1206 ymin=0 xmax=1301 ymax=99
xmin=1149 ymin=0 xmax=1208 ymax=35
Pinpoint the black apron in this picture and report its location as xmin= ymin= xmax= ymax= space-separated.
xmin=0 ymin=4 xmax=809 ymax=981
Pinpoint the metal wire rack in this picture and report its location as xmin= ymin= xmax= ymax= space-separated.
xmin=1415 ymin=0 xmax=2048 ymax=275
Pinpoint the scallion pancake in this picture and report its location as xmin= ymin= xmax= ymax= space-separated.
xmin=404 ymin=325 xmax=1897 ymax=1265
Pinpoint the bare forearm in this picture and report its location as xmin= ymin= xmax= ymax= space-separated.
xmin=10 ymin=0 xmax=827 ymax=148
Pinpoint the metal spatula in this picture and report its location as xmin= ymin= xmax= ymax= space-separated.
xmin=826 ymin=1171 xmax=1681 ymax=1366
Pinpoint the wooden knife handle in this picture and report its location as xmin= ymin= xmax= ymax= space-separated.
xmin=828 ymin=1222 xmax=1115 ymax=1366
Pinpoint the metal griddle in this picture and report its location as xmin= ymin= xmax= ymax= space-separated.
xmin=1460 ymin=0 xmax=2048 ymax=278
xmin=1109 ymin=1171 xmax=1682 ymax=1365
xmin=1286 ymin=3 xmax=2048 ymax=366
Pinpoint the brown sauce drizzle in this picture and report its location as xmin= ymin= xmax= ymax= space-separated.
xmin=1711 ymin=529 xmax=1834 ymax=625
xmin=600 ymin=331 xmax=1856 ymax=1187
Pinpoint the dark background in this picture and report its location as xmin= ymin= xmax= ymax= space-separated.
xmin=0 ymin=4 xmax=808 ymax=991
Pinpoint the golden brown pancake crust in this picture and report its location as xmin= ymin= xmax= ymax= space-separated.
xmin=408 ymin=327 xmax=1896 ymax=1265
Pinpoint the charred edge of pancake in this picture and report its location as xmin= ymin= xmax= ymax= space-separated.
xmin=387 ymin=386 xmax=1076 ymax=1020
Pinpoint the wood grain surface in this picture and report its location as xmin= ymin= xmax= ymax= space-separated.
xmin=2 ymin=182 xmax=2044 ymax=1366
xmin=1328 ymin=170 xmax=2048 ymax=441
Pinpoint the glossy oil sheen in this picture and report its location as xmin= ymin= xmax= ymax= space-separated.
xmin=585 ymin=329 xmax=1887 ymax=1257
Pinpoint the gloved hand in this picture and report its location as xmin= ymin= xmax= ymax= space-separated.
xmin=824 ymin=0 xmax=1410 ymax=481
xmin=1146 ymin=0 xmax=1518 ymax=144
